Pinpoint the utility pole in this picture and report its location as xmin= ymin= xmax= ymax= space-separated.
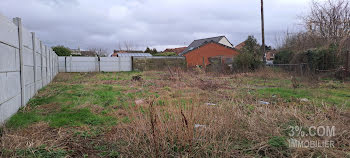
xmin=261 ymin=0 xmax=266 ymax=63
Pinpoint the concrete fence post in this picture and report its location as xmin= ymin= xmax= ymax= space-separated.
xmin=13 ymin=17 xmax=25 ymax=107
xmin=51 ymin=52 xmax=53 ymax=79
xmin=40 ymin=41 xmax=44 ymax=88
xmin=49 ymin=48 xmax=51 ymax=82
xmin=98 ymin=57 xmax=101 ymax=72
xmin=131 ymin=57 xmax=134 ymax=71
xmin=51 ymin=50 xmax=53 ymax=80
xmin=46 ymin=46 xmax=49 ymax=85
xmin=70 ymin=55 xmax=72 ymax=72
xmin=96 ymin=56 xmax=100 ymax=72
xmin=57 ymin=55 xmax=58 ymax=74
xmin=118 ymin=57 xmax=121 ymax=71
xmin=31 ymin=32 xmax=37 ymax=93
xmin=64 ymin=57 xmax=67 ymax=73
xmin=48 ymin=48 xmax=51 ymax=82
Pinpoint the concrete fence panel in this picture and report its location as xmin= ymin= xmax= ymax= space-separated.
xmin=100 ymin=57 xmax=132 ymax=72
xmin=58 ymin=57 xmax=66 ymax=72
xmin=0 ymin=44 xmax=20 ymax=72
xmin=59 ymin=56 xmax=132 ymax=72
xmin=65 ymin=57 xmax=99 ymax=72
xmin=0 ymin=14 xmax=19 ymax=48
xmin=0 ymin=14 xmax=21 ymax=124
xmin=119 ymin=57 xmax=132 ymax=71
xmin=100 ymin=57 xmax=120 ymax=72
xmin=0 ymin=14 xmax=59 ymax=125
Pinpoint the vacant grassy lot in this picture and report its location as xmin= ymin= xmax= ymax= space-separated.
xmin=1 ymin=69 xmax=349 ymax=157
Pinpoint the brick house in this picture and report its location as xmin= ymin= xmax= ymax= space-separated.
xmin=234 ymin=41 xmax=246 ymax=50
xmin=179 ymin=36 xmax=239 ymax=67
xmin=163 ymin=47 xmax=187 ymax=55
xmin=266 ymin=51 xmax=276 ymax=61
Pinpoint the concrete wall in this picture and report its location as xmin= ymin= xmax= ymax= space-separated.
xmin=132 ymin=56 xmax=186 ymax=71
xmin=58 ymin=56 xmax=185 ymax=72
xmin=0 ymin=14 xmax=58 ymax=125
xmin=58 ymin=56 xmax=132 ymax=72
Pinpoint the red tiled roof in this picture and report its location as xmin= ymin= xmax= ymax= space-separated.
xmin=164 ymin=47 xmax=187 ymax=55
xmin=235 ymin=42 xmax=246 ymax=50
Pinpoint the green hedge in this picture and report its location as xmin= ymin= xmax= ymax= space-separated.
xmin=153 ymin=52 xmax=178 ymax=56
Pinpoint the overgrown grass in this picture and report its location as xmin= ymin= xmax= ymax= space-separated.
xmin=1 ymin=69 xmax=349 ymax=157
xmin=258 ymin=86 xmax=350 ymax=106
xmin=45 ymin=108 xmax=116 ymax=127
xmin=6 ymin=111 xmax=42 ymax=129
xmin=12 ymin=145 xmax=69 ymax=158
xmin=258 ymin=87 xmax=311 ymax=100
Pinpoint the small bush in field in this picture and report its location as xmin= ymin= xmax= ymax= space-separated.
xmin=234 ymin=53 xmax=262 ymax=71
xmin=234 ymin=36 xmax=263 ymax=71
xmin=268 ymin=136 xmax=288 ymax=148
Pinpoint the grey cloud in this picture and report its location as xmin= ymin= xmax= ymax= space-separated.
xmin=0 ymin=0 xmax=312 ymax=52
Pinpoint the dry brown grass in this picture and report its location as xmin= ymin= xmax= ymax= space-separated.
xmin=102 ymin=93 xmax=350 ymax=157
xmin=1 ymin=68 xmax=349 ymax=157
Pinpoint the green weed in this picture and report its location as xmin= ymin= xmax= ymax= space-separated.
xmin=268 ymin=136 xmax=288 ymax=148
xmin=45 ymin=108 xmax=116 ymax=127
xmin=258 ymin=88 xmax=310 ymax=101
xmin=14 ymin=145 xmax=69 ymax=158
xmin=6 ymin=111 xmax=42 ymax=129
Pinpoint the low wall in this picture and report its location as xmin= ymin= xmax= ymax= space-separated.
xmin=0 ymin=14 xmax=59 ymax=125
xmin=58 ymin=56 xmax=132 ymax=72
xmin=132 ymin=56 xmax=186 ymax=71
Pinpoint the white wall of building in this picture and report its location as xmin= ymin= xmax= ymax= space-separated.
xmin=219 ymin=37 xmax=233 ymax=48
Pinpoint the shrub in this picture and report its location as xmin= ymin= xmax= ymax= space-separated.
xmin=274 ymin=50 xmax=294 ymax=64
xmin=52 ymin=46 xmax=72 ymax=56
xmin=292 ymin=47 xmax=339 ymax=71
xmin=144 ymin=47 xmax=152 ymax=53
xmin=233 ymin=36 xmax=263 ymax=71
xmin=234 ymin=53 xmax=262 ymax=71
xmin=153 ymin=52 xmax=177 ymax=56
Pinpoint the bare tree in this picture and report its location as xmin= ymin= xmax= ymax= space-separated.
xmin=277 ymin=0 xmax=350 ymax=53
xmin=279 ymin=31 xmax=327 ymax=52
xmin=305 ymin=0 xmax=350 ymax=41
xmin=88 ymin=48 xmax=108 ymax=57
xmin=116 ymin=41 xmax=139 ymax=51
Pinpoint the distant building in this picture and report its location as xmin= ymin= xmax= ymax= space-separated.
xmin=266 ymin=51 xmax=277 ymax=61
xmin=234 ymin=42 xmax=246 ymax=50
xmin=111 ymin=53 xmax=152 ymax=57
xmin=70 ymin=47 xmax=82 ymax=56
xmin=80 ymin=51 xmax=97 ymax=57
xmin=179 ymin=36 xmax=239 ymax=67
xmin=69 ymin=47 xmax=98 ymax=56
xmin=114 ymin=50 xmax=143 ymax=53
xmin=163 ymin=47 xmax=187 ymax=55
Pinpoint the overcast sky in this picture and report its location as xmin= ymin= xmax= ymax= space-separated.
xmin=0 ymin=0 xmax=318 ymax=52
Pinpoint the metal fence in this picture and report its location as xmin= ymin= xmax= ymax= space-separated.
xmin=268 ymin=63 xmax=309 ymax=75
